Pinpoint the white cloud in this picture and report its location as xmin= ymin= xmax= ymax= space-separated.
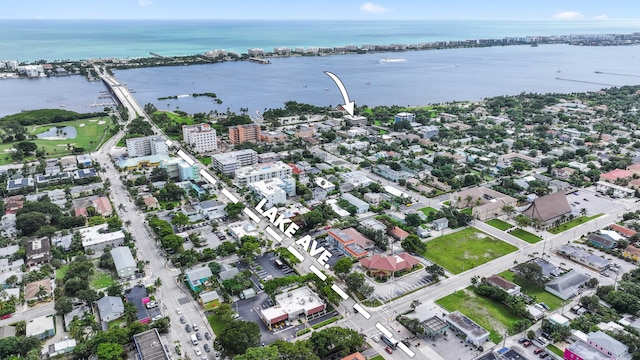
xmin=552 ymin=11 xmax=584 ymax=20
xmin=138 ymin=0 xmax=152 ymax=6
xmin=360 ymin=2 xmax=388 ymax=14
xmin=593 ymin=14 xmax=608 ymax=20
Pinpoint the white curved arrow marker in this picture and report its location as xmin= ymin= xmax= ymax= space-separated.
xmin=324 ymin=71 xmax=355 ymax=116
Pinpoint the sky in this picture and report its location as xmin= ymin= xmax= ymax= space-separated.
xmin=3 ymin=0 xmax=640 ymax=20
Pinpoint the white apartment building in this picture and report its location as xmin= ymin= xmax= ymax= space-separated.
xmin=249 ymin=179 xmax=287 ymax=208
xmin=80 ymin=224 xmax=125 ymax=252
xmin=126 ymin=135 xmax=168 ymax=158
xmin=234 ymin=161 xmax=292 ymax=187
xmin=182 ymin=123 xmax=217 ymax=153
xmin=211 ymin=149 xmax=258 ymax=175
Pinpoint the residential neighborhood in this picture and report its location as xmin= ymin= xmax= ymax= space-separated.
xmin=2 ymin=68 xmax=640 ymax=360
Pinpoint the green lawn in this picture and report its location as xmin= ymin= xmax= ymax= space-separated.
xmin=208 ymin=314 xmax=227 ymax=336
xmin=198 ymin=156 xmax=212 ymax=165
xmin=374 ymin=120 xmax=381 ymax=126
xmin=422 ymin=228 xmax=517 ymax=274
xmin=547 ymin=344 xmax=564 ymax=357
xmin=548 ymin=214 xmax=603 ymax=234
xmin=436 ymin=289 xmax=525 ymax=342
xmin=0 ymin=117 xmax=112 ymax=165
xmin=419 ymin=206 xmax=438 ymax=217
xmin=56 ymin=264 xmax=69 ymax=281
xmin=461 ymin=208 xmax=473 ymax=215
xmin=486 ymin=219 xmax=513 ymax=231
xmin=90 ymin=271 xmax=115 ymax=289
xmin=370 ymin=356 xmax=385 ymax=360
xmin=509 ymin=228 xmax=542 ymax=243
xmin=498 ymin=271 xmax=564 ymax=310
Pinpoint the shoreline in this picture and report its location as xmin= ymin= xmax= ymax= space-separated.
xmin=2 ymin=31 xmax=640 ymax=77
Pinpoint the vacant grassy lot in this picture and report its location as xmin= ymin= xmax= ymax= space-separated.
xmin=90 ymin=271 xmax=115 ymax=289
xmin=419 ymin=206 xmax=438 ymax=217
xmin=208 ymin=314 xmax=227 ymax=336
xmin=548 ymin=214 xmax=603 ymax=234
xmin=422 ymin=228 xmax=517 ymax=274
xmin=436 ymin=289 xmax=523 ymax=342
xmin=0 ymin=117 xmax=111 ymax=165
xmin=486 ymin=219 xmax=513 ymax=231
xmin=510 ymin=228 xmax=542 ymax=243
xmin=56 ymin=264 xmax=69 ymax=281
xmin=498 ymin=270 xmax=564 ymax=310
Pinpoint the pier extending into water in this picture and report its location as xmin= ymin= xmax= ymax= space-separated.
xmin=248 ymin=57 xmax=271 ymax=64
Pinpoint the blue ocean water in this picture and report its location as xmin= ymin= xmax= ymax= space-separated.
xmin=1 ymin=19 xmax=639 ymax=61
xmin=1 ymin=20 xmax=640 ymax=117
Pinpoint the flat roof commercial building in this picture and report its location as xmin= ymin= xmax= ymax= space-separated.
xmin=80 ymin=224 xmax=125 ymax=252
xmin=133 ymin=328 xmax=170 ymax=360
xmin=259 ymin=286 xmax=326 ymax=327
xmin=445 ymin=310 xmax=490 ymax=346
xmin=211 ymin=149 xmax=258 ymax=175
xmin=234 ymin=161 xmax=292 ymax=187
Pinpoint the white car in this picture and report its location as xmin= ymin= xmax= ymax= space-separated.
xmin=194 ymin=348 xmax=202 ymax=356
xmin=176 ymin=308 xmax=182 ymax=315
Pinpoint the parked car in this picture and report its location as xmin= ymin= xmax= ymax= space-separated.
xmin=145 ymin=301 xmax=158 ymax=309
xmin=204 ymin=344 xmax=211 ymax=353
xmin=538 ymin=302 xmax=550 ymax=311
xmin=204 ymin=332 xmax=212 ymax=340
xmin=523 ymin=341 xmax=532 ymax=347
xmin=540 ymin=352 xmax=549 ymax=358
xmin=385 ymin=347 xmax=393 ymax=354
xmin=193 ymin=323 xmax=199 ymax=331
xmin=176 ymin=308 xmax=182 ymax=315
xmin=534 ymin=348 xmax=544 ymax=354
xmin=372 ymin=335 xmax=380 ymax=342
xmin=185 ymin=324 xmax=192 ymax=332
xmin=194 ymin=348 xmax=202 ymax=356
xmin=196 ymin=332 xmax=202 ymax=340
xmin=180 ymin=316 xmax=187 ymax=324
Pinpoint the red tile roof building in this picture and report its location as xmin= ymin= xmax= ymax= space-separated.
xmin=388 ymin=226 xmax=410 ymax=241
xmin=359 ymin=253 xmax=420 ymax=278
xmin=609 ymin=224 xmax=636 ymax=237
xmin=599 ymin=169 xmax=633 ymax=183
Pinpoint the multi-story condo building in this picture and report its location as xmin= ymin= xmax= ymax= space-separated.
xmin=234 ymin=161 xmax=292 ymax=187
xmin=182 ymin=124 xmax=217 ymax=153
xmin=211 ymin=149 xmax=258 ymax=175
xmin=126 ymin=135 xmax=168 ymax=158
xmin=394 ymin=112 xmax=415 ymax=123
xmin=229 ymin=124 xmax=261 ymax=144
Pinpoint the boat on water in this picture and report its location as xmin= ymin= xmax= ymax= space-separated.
xmin=59 ymin=104 xmax=66 ymax=107
xmin=379 ymin=58 xmax=407 ymax=63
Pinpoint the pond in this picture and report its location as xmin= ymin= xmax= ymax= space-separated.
xmin=36 ymin=126 xmax=77 ymax=140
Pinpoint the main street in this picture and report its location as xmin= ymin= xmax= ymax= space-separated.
xmin=97 ymin=70 xmax=636 ymax=359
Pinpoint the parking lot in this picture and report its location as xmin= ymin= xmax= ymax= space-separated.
xmin=233 ymin=286 xmax=339 ymax=344
xmin=314 ymin=236 xmax=343 ymax=267
xmin=567 ymin=189 xmax=625 ymax=217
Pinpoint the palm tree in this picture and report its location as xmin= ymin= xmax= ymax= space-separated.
xmin=68 ymin=317 xmax=84 ymax=341
xmin=410 ymin=299 xmax=422 ymax=310
xmin=35 ymin=285 xmax=49 ymax=300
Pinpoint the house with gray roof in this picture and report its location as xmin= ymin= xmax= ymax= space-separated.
xmin=544 ymin=270 xmax=590 ymax=300
xmin=96 ymin=296 xmax=124 ymax=322
xmin=444 ymin=310 xmax=490 ymax=346
xmin=341 ymin=193 xmax=370 ymax=214
xmin=432 ymin=218 xmax=449 ymax=231
xmin=587 ymin=331 xmax=629 ymax=359
xmin=184 ymin=266 xmax=212 ymax=292
xmin=110 ymin=247 xmax=136 ymax=279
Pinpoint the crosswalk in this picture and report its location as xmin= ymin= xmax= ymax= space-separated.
xmin=375 ymin=276 xmax=433 ymax=302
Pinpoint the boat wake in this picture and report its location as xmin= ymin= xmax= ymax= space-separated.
xmin=379 ymin=58 xmax=406 ymax=63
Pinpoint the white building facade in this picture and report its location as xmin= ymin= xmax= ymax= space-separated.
xmin=182 ymin=124 xmax=217 ymax=153
xmin=234 ymin=161 xmax=293 ymax=187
